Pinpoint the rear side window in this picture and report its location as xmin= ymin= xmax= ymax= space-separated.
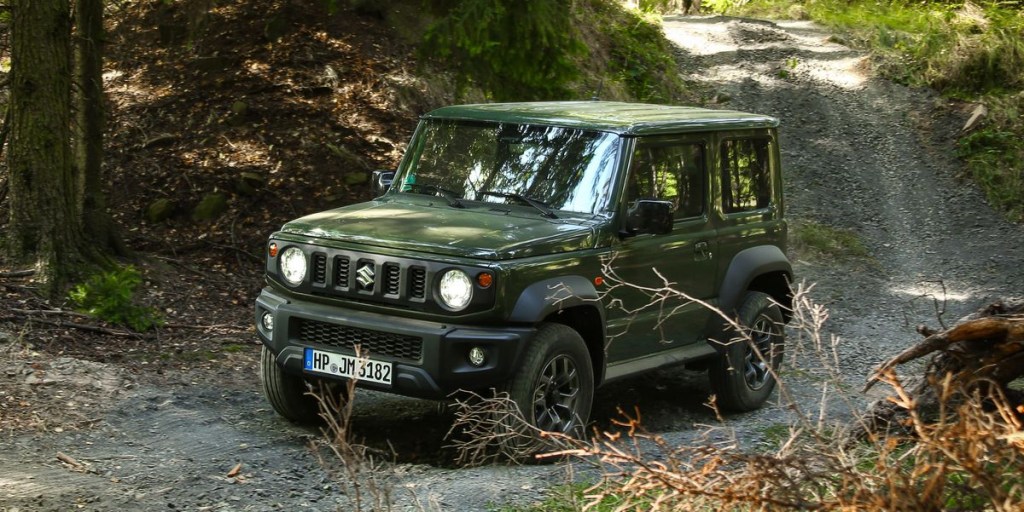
xmin=720 ymin=138 xmax=772 ymax=213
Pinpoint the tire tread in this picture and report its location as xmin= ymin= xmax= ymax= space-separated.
xmin=260 ymin=346 xmax=321 ymax=424
xmin=708 ymin=291 xmax=784 ymax=412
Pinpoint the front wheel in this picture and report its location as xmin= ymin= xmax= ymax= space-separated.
xmin=260 ymin=346 xmax=321 ymax=424
xmin=503 ymin=323 xmax=594 ymax=440
xmin=708 ymin=291 xmax=785 ymax=412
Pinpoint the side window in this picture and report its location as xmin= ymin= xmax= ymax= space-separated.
xmin=720 ymin=138 xmax=772 ymax=213
xmin=627 ymin=142 xmax=706 ymax=219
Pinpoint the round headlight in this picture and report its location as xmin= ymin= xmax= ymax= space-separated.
xmin=438 ymin=269 xmax=473 ymax=311
xmin=279 ymin=247 xmax=307 ymax=285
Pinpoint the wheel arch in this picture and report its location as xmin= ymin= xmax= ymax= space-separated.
xmin=509 ymin=276 xmax=607 ymax=385
xmin=718 ymin=245 xmax=793 ymax=321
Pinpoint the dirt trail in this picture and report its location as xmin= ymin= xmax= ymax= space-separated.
xmin=3 ymin=15 xmax=1024 ymax=512
xmin=664 ymin=15 xmax=1024 ymax=375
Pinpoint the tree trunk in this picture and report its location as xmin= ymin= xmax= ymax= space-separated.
xmin=9 ymin=0 xmax=79 ymax=294
xmin=74 ymin=0 xmax=125 ymax=256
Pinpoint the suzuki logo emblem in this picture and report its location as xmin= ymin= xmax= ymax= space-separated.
xmin=355 ymin=263 xmax=375 ymax=290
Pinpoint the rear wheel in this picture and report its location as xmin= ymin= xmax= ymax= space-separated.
xmin=709 ymin=291 xmax=785 ymax=412
xmin=260 ymin=346 xmax=321 ymax=424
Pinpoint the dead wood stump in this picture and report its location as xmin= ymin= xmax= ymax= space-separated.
xmin=857 ymin=301 xmax=1024 ymax=438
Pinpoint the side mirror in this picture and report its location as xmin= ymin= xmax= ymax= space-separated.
xmin=626 ymin=200 xmax=674 ymax=236
xmin=371 ymin=170 xmax=395 ymax=196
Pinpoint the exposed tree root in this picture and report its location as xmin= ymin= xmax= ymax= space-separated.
xmin=860 ymin=301 xmax=1024 ymax=437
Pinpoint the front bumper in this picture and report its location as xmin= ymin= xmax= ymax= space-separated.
xmin=254 ymin=287 xmax=535 ymax=399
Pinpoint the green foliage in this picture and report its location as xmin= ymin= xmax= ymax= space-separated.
xmin=759 ymin=422 xmax=792 ymax=448
xmin=718 ymin=0 xmax=1024 ymax=95
xmin=69 ymin=266 xmax=163 ymax=331
xmin=419 ymin=0 xmax=686 ymax=103
xmin=790 ymin=220 xmax=870 ymax=260
xmin=920 ymin=4 xmax=1024 ymax=94
xmin=637 ymin=0 xmax=682 ymax=13
xmin=492 ymin=484 xmax=632 ymax=512
xmin=421 ymin=0 xmax=584 ymax=101
xmin=806 ymin=1 xmax=1024 ymax=96
xmin=323 ymin=0 xmax=341 ymax=16
xmin=586 ymin=0 xmax=685 ymax=102
xmin=957 ymin=95 xmax=1024 ymax=222
xmin=703 ymin=0 xmax=744 ymax=15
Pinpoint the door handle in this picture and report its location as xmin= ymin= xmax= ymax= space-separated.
xmin=695 ymin=241 xmax=711 ymax=260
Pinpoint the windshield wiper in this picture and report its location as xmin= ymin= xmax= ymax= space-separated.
xmin=479 ymin=191 xmax=558 ymax=219
xmin=404 ymin=183 xmax=464 ymax=208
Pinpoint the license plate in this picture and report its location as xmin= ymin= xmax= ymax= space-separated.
xmin=303 ymin=347 xmax=393 ymax=386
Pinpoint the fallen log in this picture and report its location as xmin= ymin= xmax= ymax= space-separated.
xmin=858 ymin=301 xmax=1024 ymax=437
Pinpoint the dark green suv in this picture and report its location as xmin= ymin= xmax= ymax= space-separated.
xmin=255 ymin=101 xmax=792 ymax=435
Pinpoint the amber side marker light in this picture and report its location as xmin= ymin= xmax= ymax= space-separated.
xmin=268 ymin=243 xmax=278 ymax=258
xmin=477 ymin=272 xmax=493 ymax=288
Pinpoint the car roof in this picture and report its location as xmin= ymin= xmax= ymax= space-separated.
xmin=422 ymin=101 xmax=779 ymax=135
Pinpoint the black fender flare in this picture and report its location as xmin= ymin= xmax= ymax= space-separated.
xmin=717 ymin=245 xmax=792 ymax=318
xmin=508 ymin=276 xmax=605 ymax=325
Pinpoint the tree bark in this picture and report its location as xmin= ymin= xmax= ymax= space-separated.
xmin=9 ymin=0 xmax=79 ymax=294
xmin=74 ymin=0 xmax=125 ymax=256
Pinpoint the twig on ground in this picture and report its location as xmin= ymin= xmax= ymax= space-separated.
xmin=56 ymin=452 xmax=83 ymax=468
xmin=161 ymin=322 xmax=248 ymax=332
xmin=10 ymin=308 xmax=90 ymax=318
xmin=204 ymin=239 xmax=261 ymax=263
xmin=0 ymin=314 xmax=145 ymax=338
xmin=0 ymin=269 xmax=36 ymax=278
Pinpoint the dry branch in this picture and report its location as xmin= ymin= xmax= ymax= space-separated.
xmin=0 ymin=269 xmax=35 ymax=278
xmin=861 ymin=301 xmax=1024 ymax=436
xmin=445 ymin=390 xmax=575 ymax=466
xmin=56 ymin=451 xmax=83 ymax=467
xmin=0 ymin=313 xmax=144 ymax=338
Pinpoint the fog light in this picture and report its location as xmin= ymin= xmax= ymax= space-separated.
xmin=468 ymin=346 xmax=486 ymax=367
xmin=261 ymin=312 xmax=274 ymax=333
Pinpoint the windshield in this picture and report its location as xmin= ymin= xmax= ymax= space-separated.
xmin=392 ymin=119 xmax=621 ymax=215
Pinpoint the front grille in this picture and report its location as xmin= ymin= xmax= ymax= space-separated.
xmin=334 ymin=255 xmax=350 ymax=289
xmin=312 ymin=253 xmax=327 ymax=284
xmin=298 ymin=319 xmax=423 ymax=362
xmin=284 ymin=243 xmax=491 ymax=313
xmin=383 ymin=263 xmax=401 ymax=296
xmin=328 ymin=256 xmax=424 ymax=302
xmin=409 ymin=267 xmax=426 ymax=299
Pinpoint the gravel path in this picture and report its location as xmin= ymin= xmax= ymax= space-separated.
xmin=3 ymin=15 xmax=1023 ymax=512
xmin=665 ymin=14 xmax=1023 ymax=366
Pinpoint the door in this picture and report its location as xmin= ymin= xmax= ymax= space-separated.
xmin=604 ymin=136 xmax=719 ymax=364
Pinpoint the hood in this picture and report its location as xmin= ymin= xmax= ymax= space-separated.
xmin=278 ymin=199 xmax=598 ymax=260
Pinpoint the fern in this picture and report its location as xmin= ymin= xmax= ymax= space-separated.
xmin=69 ymin=266 xmax=164 ymax=332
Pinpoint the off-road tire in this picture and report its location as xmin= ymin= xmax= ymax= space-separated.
xmin=260 ymin=346 xmax=321 ymax=424
xmin=709 ymin=291 xmax=785 ymax=412
xmin=503 ymin=323 xmax=594 ymax=443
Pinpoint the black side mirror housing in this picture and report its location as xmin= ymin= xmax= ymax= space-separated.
xmin=371 ymin=170 xmax=395 ymax=197
xmin=626 ymin=200 xmax=674 ymax=236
